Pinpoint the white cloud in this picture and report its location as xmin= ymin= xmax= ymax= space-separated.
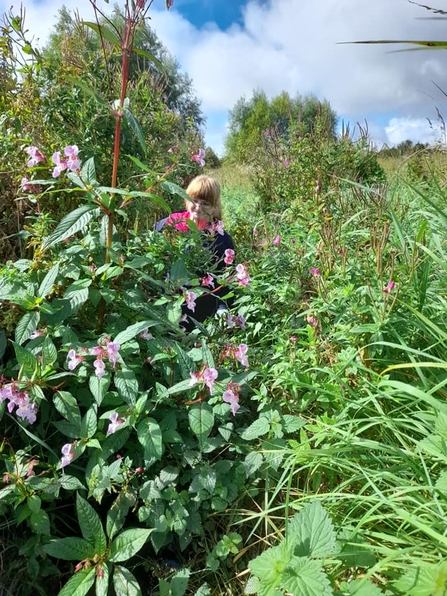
xmin=3 ymin=0 xmax=447 ymax=153
xmin=385 ymin=117 xmax=445 ymax=146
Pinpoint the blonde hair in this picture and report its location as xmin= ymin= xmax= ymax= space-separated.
xmin=185 ymin=175 xmax=222 ymax=220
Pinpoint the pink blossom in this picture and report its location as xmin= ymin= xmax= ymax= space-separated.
xmin=273 ymin=235 xmax=281 ymax=245
xmin=306 ymin=315 xmax=317 ymax=325
xmin=234 ymin=343 xmax=249 ymax=367
xmin=30 ymin=329 xmax=44 ymax=339
xmin=16 ymin=395 xmax=38 ymax=425
xmin=106 ymin=342 xmax=121 ymax=368
xmin=26 ymin=146 xmax=45 ymax=167
xmin=203 ymin=367 xmax=218 ymax=394
xmin=61 ymin=443 xmax=75 ymax=468
xmin=52 ymin=151 xmax=67 ymax=178
xmin=67 ymin=349 xmax=84 ymax=371
xmin=236 ymin=264 xmax=250 ymax=287
xmin=21 ymin=177 xmax=34 ymax=192
xmin=207 ymin=220 xmax=225 ymax=236
xmin=310 ymin=267 xmax=320 ymax=277
xmin=290 ymin=335 xmax=297 ymax=343
xmin=139 ymin=329 xmax=153 ymax=340
xmin=283 ymin=160 xmax=290 ymax=168
xmin=383 ymin=281 xmax=396 ymax=294
xmin=64 ymin=145 xmax=80 ymax=171
xmin=202 ymin=274 xmax=215 ymax=288
xmin=226 ymin=313 xmax=246 ymax=331
xmin=91 ymin=346 xmax=105 ymax=357
xmin=223 ymin=388 xmax=240 ymax=415
xmin=185 ymin=291 xmax=197 ymax=312
xmin=191 ymin=148 xmax=206 ymax=167
xmin=253 ymin=229 xmax=258 ymax=237
xmin=224 ymin=249 xmax=235 ymax=265
xmin=94 ymin=359 xmax=106 ymax=379
xmin=107 ymin=412 xmax=125 ymax=435
xmin=291 ymin=238 xmax=296 ymax=244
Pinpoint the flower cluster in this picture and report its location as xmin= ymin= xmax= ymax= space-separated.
xmin=273 ymin=235 xmax=281 ymax=245
xmin=26 ymin=146 xmax=45 ymax=167
xmin=310 ymin=267 xmax=320 ymax=277
xmin=207 ymin=220 xmax=225 ymax=236
xmin=191 ymin=148 xmax=206 ymax=167
xmin=67 ymin=340 xmax=121 ymax=379
xmin=52 ymin=145 xmax=81 ymax=178
xmin=226 ymin=312 xmax=246 ymax=331
xmin=224 ymin=249 xmax=235 ymax=265
xmin=189 ymin=367 xmax=219 ymax=394
xmin=201 ymin=274 xmax=215 ymax=288
xmin=0 ymin=382 xmax=38 ymax=425
xmin=235 ymin=264 xmax=250 ymax=287
xmin=107 ymin=412 xmax=125 ymax=435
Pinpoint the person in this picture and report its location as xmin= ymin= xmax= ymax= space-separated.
xmin=156 ymin=175 xmax=235 ymax=329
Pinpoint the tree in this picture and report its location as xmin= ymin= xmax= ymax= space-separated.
xmin=224 ymin=90 xmax=337 ymax=163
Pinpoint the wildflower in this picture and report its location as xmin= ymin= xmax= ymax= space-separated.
xmin=273 ymin=235 xmax=281 ymax=245
xmin=253 ymin=229 xmax=258 ymax=237
xmin=107 ymin=412 xmax=125 ymax=435
xmin=67 ymin=349 xmax=84 ymax=371
xmin=29 ymin=329 xmax=44 ymax=339
xmin=21 ymin=177 xmax=34 ymax=192
xmin=235 ymin=264 xmax=250 ymax=287
xmin=383 ymin=281 xmax=396 ymax=294
xmin=223 ymin=388 xmax=240 ymax=415
xmin=290 ymin=335 xmax=297 ymax=342
xmin=185 ymin=291 xmax=197 ymax=312
xmin=64 ymin=145 xmax=80 ymax=171
xmin=16 ymin=394 xmax=38 ymax=425
xmin=52 ymin=151 xmax=67 ymax=178
xmin=291 ymin=238 xmax=296 ymax=244
xmin=0 ymin=383 xmax=38 ymax=424
xmin=61 ymin=443 xmax=75 ymax=468
xmin=139 ymin=329 xmax=153 ymax=340
xmin=234 ymin=343 xmax=249 ymax=367
xmin=226 ymin=313 xmax=246 ymax=331
xmin=224 ymin=249 xmax=235 ymax=265
xmin=189 ymin=367 xmax=219 ymax=394
xmin=310 ymin=267 xmax=320 ymax=277
xmin=26 ymin=146 xmax=45 ymax=167
xmin=106 ymin=342 xmax=121 ymax=368
xmin=283 ymin=160 xmax=289 ymax=168
xmin=191 ymin=148 xmax=206 ymax=167
xmin=202 ymin=274 xmax=215 ymax=288
xmin=207 ymin=220 xmax=225 ymax=236
xmin=306 ymin=315 xmax=317 ymax=325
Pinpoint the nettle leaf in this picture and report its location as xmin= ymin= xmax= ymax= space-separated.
xmin=113 ymin=565 xmax=142 ymax=596
xmin=106 ymin=491 xmax=136 ymax=541
xmin=42 ymin=205 xmax=99 ymax=250
xmin=281 ymin=557 xmax=332 ymax=596
xmin=168 ymin=568 xmax=191 ymax=596
xmin=109 ymin=528 xmax=152 ymax=563
xmin=241 ymin=417 xmax=270 ymax=441
xmin=249 ymin=541 xmax=292 ymax=591
xmin=45 ymin=537 xmax=95 ymax=561
xmin=188 ymin=403 xmax=214 ymax=439
xmin=114 ymin=320 xmax=159 ymax=345
xmin=282 ymin=415 xmax=307 ymax=433
xmin=15 ymin=311 xmax=40 ymax=345
xmin=115 ymin=368 xmax=139 ymax=406
xmin=394 ymin=561 xmax=439 ymax=595
xmin=58 ymin=566 xmax=96 ymax=596
xmin=37 ymin=263 xmax=59 ymax=298
xmin=137 ymin=418 xmax=163 ymax=463
xmin=341 ymin=578 xmax=385 ymax=595
xmin=288 ymin=501 xmax=337 ymax=559
xmin=76 ymin=494 xmax=107 ymax=555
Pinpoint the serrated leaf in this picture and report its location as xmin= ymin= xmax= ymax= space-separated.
xmin=80 ymin=404 xmax=98 ymax=440
xmin=169 ymin=568 xmax=191 ymax=596
xmin=15 ymin=311 xmax=40 ymax=345
xmin=343 ymin=578 xmax=384 ymax=595
xmin=115 ymin=368 xmax=139 ymax=406
xmin=394 ymin=561 xmax=438 ymax=596
xmin=188 ymin=403 xmax=214 ymax=439
xmin=42 ymin=205 xmax=98 ymax=250
xmin=281 ymin=557 xmax=332 ymax=596
xmin=12 ymin=341 xmax=38 ymax=375
xmin=45 ymin=537 xmax=95 ymax=561
xmin=288 ymin=501 xmax=337 ymax=558
xmin=113 ymin=565 xmax=142 ymax=596
xmin=89 ymin=375 xmax=110 ymax=406
xmin=38 ymin=263 xmax=59 ymax=298
xmin=137 ymin=418 xmax=163 ymax=463
xmin=59 ymin=566 xmax=96 ymax=596
xmin=42 ymin=335 xmax=58 ymax=368
xmin=249 ymin=542 xmax=292 ymax=591
xmin=54 ymin=391 xmax=81 ymax=426
xmin=60 ymin=475 xmax=86 ymax=491
xmin=244 ymin=576 xmax=260 ymax=594
xmin=29 ymin=509 xmax=50 ymax=534
xmin=76 ymin=494 xmax=107 ymax=555
xmin=114 ymin=320 xmax=158 ymax=346
xmin=241 ymin=417 xmax=270 ymax=441
xmin=109 ymin=528 xmax=152 ymax=563
xmin=106 ymin=491 xmax=136 ymax=541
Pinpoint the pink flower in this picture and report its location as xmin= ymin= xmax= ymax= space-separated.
xmin=64 ymin=145 xmax=80 ymax=171
xmin=107 ymin=412 xmax=125 ymax=435
xmin=185 ymin=291 xmax=197 ymax=312
xmin=52 ymin=151 xmax=67 ymax=178
xmin=30 ymin=329 xmax=44 ymax=339
xmin=283 ymin=160 xmax=289 ymax=167
xmin=207 ymin=220 xmax=225 ymax=236
xmin=202 ymin=274 xmax=215 ymax=288
xmin=226 ymin=313 xmax=246 ymax=331
xmin=306 ymin=315 xmax=317 ymax=325
xmin=21 ymin=177 xmax=34 ymax=192
xmin=191 ymin=148 xmax=206 ymax=167
xmin=290 ymin=335 xmax=297 ymax=342
xmin=253 ymin=229 xmax=258 ymax=237
xmin=223 ymin=388 xmax=240 ymax=416
xmin=67 ymin=349 xmax=84 ymax=371
xmin=310 ymin=268 xmax=320 ymax=277
xmin=224 ymin=249 xmax=235 ymax=265
xmin=26 ymin=146 xmax=45 ymax=167
xmin=236 ymin=264 xmax=250 ymax=287
xmin=16 ymin=395 xmax=37 ymax=425
xmin=61 ymin=443 xmax=75 ymax=468
xmin=273 ymin=235 xmax=281 ymax=245
xmin=234 ymin=343 xmax=249 ymax=367
xmin=94 ymin=359 xmax=106 ymax=379
xmin=291 ymin=238 xmax=296 ymax=244
xmin=106 ymin=341 xmax=121 ymax=368
xmin=383 ymin=281 xmax=396 ymax=294
xmin=203 ymin=367 xmax=218 ymax=394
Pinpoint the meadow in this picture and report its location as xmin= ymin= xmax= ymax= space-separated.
xmin=3 ymin=3 xmax=447 ymax=595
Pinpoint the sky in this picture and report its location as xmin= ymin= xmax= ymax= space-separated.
xmin=3 ymin=0 xmax=447 ymax=155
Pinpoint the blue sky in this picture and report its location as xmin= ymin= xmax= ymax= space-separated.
xmin=2 ymin=0 xmax=447 ymax=154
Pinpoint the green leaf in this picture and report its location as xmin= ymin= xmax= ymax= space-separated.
xmin=249 ymin=541 xmax=292 ymax=592
xmin=89 ymin=375 xmax=110 ymax=406
xmin=114 ymin=320 xmax=159 ymax=346
xmin=80 ymin=157 xmax=97 ymax=186
xmin=123 ymin=107 xmax=147 ymax=155
xmin=83 ymin=21 xmax=121 ymax=45
xmin=60 ymin=475 xmax=86 ymax=491
xmin=288 ymin=501 xmax=337 ymax=558
xmin=106 ymin=491 xmax=136 ymax=541
xmin=42 ymin=205 xmax=99 ymax=250
xmin=38 ymin=264 xmax=59 ymax=298
xmin=115 ymin=368 xmax=139 ymax=406
xmin=44 ymin=537 xmax=95 ymax=560
xmin=58 ymin=567 xmax=96 ymax=596
xmin=281 ymin=557 xmax=332 ymax=596
xmin=76 ymin=494 xmax=107 ymax=555
xmin=29 ymin=509 xmax=50 ymax=534
xmin=27 ymin=494 xmax=41 ymax=513
xmin=341 ymin=578 xmax=384 ymax=595
xmin=80 ymin=404 xmax=98 ymax=440
xmin=42 ymin=335 xmax=58 ymax=368
xmin=66 ymin=76 xmax=108 ymax=106
xmin=15 ymin=311 xmax=40 ymax=345
xmin=112 ymin=565 xmax=142 ymax=596
xmin=54 ymin=391 xmax=81 ymax=427
xmin=188 ymin=403 xmax=214 ymax=440
xmin=95 ymin=563 xmax=110 ymax=596
xmin=162 ymin=180 xmax=191 ymax=201
xmin=137 ymin=418 xmax=163 ymax=463
xmin=394 ymin=561 xmax=439 ymax=596
xmin=12 ymin=341 xmax=38 ymax=376
xmin=109 ymin=528 xmax=152 ymax=563
xmin=169 ymin=568 xmax=191 ymax=596
xmin=0 ymin=329 xmax=6 ymax=359
xmin=133 ymin=47 xmax=165 ymax=72
xmin=241 ymin=417 xmax=270 ymax=441
xmin=125 ymin=154 xmax=151 ymax=173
